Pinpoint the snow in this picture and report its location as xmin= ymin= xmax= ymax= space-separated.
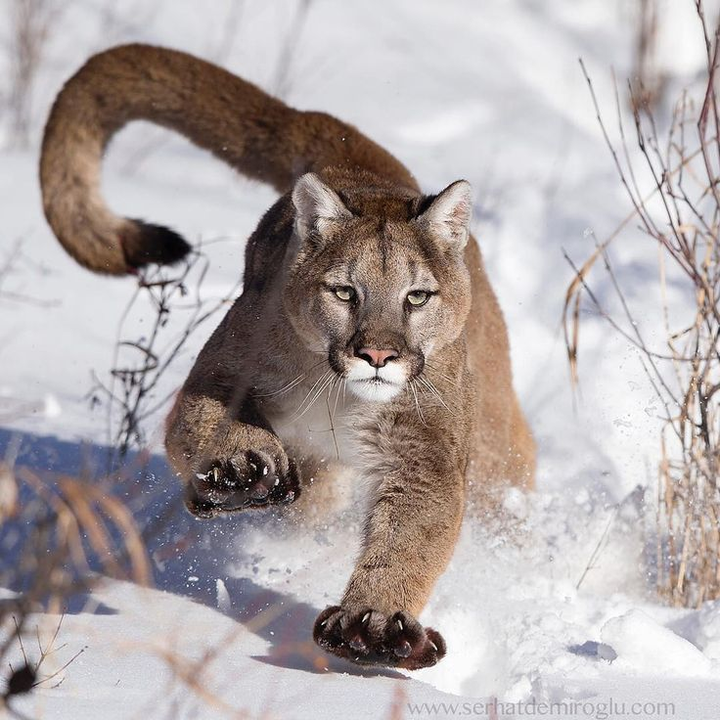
xmin=2 ymin=0 xmax=720 ymax=718
xmin=601 ymin=610 xmax=715 ymax=679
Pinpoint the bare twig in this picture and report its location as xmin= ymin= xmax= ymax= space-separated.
xmin=567 ymin=4 xmax=720 ymax=607
xmin=89 ymin=241 xmax=243 ymax=461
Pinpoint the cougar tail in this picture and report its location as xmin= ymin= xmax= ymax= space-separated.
xmin=40 ymin=43 xmax=416 ymax=275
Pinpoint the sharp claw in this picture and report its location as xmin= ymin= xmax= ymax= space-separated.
xmin=361 ymin=612 xmax=371 ymax=624
xmin=212 ymin=467 xmax=220 ymax=482
xmin=249 ymin=484 xmax=269 ymax=500
xmin=394 ymin=640 xmax=412 ymax=658
xmin=397 ymin=618 xmax=403 ymax=631
xmin=429 ymin=640 xmax=438 ymax=651
xmin=348 ymin=636 xmax=367 ymax=652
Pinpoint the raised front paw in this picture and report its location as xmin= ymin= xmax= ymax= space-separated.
xmin=313 ymin=605 xmax=446 ymax=670
xmin=184 ymin=447 xmax=299 ymax=518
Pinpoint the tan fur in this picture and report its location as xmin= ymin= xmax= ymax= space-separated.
xmin=40 ymin=44 xmax=535 ymax=669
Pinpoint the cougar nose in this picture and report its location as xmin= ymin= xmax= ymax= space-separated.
xmin=355 ymin=347 xmax=399 ymax=368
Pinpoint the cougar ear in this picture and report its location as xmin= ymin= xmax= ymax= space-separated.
xmin=416 ymin=180 xmax=473 ymax=249
xmin=292 ymin=173 xmax=352 ymax=244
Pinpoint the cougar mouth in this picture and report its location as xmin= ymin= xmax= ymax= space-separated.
xmin=362 ymin=375 xmax=392 ymax=385
xmin=347 ymin=372 xmax=405 ymax=402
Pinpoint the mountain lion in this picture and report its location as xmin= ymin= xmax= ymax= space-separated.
xmin=40 ymin=44 xmax=535 ymax=670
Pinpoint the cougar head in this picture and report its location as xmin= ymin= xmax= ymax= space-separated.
xmin=283 ymin=173 xmax=472 ymax=403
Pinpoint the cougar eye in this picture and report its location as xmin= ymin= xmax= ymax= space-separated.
xmin=333 ymin=286 xmax=356 ymax=302
xmin=407 ymin=290 xmax=431 ymax=307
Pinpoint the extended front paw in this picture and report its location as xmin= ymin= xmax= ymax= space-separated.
xmin=313 ymin=605 xmax=446 ymax=670
xmin=185 ymin=447 xmax=299 ymax=518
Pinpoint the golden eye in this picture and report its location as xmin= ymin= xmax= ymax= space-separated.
xmin=334 ymin=286 xmax=356 ymax=302
xmin=407 ymin=290 xmax=430 ymax=307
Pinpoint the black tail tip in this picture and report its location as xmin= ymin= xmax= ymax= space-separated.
xmin=122 ymin=219 xmax=192 ymax=270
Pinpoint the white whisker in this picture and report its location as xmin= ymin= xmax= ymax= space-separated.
xmin=423 ymin=361 xmax=455 ymax=384
xmin=418 ymin=375 xmax=454 ymax=415
xmin=409 ymin=379 xmax=426 ymax=425
xmin=293 ymin=369 xmax=332 ymax=418
xmin=326 ymin=376 xmax=342 ymax=460
xmin=253 ymin=374 xmax=305 ymax=398
xmin=332 ymin=374 xmax=343 ymax=419
xmin=291 ymin=370 xmax=336 ymax=422
xmin=253 ymin=358 xmax=327 ymax=399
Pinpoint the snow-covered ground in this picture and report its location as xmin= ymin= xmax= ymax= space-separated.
xmin=2 ymin=0 xmax=720 ymax=717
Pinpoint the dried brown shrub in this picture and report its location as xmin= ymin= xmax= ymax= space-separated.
xmin=565 ymin=4 xmax=720 ymax=607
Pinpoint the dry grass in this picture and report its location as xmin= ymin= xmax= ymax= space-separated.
xmin=564 ymin=2 xmax=720 ymax=607
xmin=0 ymin=453 xmax=151 ymax=711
